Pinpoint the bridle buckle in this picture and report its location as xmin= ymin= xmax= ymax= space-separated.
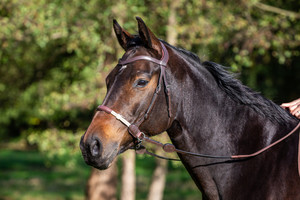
xmin=135 ymin=132 xmax=145 ymax=149
xmin=136 ymin=132 xmax=145 ymax=143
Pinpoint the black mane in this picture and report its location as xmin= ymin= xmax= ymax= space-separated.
xmin=163 ymin=41 xmax=295 ymax=125
xmin=161 ymin=40 xmax=202 ymax=64
xmin=203 ymin=61 xmax=295 ymax=125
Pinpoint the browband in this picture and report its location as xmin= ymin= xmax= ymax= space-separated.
xmin=118 ymin=41 xmax=169 ymax=66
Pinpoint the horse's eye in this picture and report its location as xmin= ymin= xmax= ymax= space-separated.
xmin=134 ymin=79 xmax=149 ymax=88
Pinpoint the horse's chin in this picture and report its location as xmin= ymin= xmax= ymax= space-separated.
xmin=83 ymin=147 xmax=118 ymax=170
xmin=93 ymin=159 xmax=114 ymax=170
xmin=95 ymin=143 xmax=137 ymax=170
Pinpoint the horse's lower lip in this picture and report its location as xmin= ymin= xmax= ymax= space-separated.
xmin=88 ymin=157 xmax=113 ymax=170
xmin=93 ymin=162 xmax=111 ymax=170
xmin=82 ymin=146 xmax=119 ymax=170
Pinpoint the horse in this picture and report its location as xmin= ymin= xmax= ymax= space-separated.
xmin=80 ymin=17 xmax=300 ymax=199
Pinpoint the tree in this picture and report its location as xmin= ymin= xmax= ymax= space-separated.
xmin=121 ymin=151 xmax=136 ymax=200
xmin=86 ymin=162 xmax=118 ymax=200
xmin=147 ymin=151 xmax=168 ymax=200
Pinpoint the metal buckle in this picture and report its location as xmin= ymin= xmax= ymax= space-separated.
xmin=135 ymin=132 xmax=145 ymax=149
xmin=137 ymin=132 xmax=145 ymax=142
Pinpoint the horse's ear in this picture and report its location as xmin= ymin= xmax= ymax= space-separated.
xmin=136 ymin=17 xmax=162 ymax=56
xmin=113 ymin=19 xmax=134 ymax=50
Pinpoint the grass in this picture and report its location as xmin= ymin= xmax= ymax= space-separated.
xmin=0 ymin=144 xmax=200 ymax=200
xmin=0 ymin=149 xmax=90 ymax=200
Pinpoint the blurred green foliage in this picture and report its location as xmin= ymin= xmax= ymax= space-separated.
xmin=27 ymin=129 xmax=83 ymax=168
xmin=0 ymin=0 xmax=299 ymax=167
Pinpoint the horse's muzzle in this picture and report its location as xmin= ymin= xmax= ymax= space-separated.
xmin=79 ymin=134 xmax=116 ymax=170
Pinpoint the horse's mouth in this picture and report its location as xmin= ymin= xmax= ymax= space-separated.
xmin=82 ymin=140 xmax=136 ymax=170
xmin=80 ymin=143 xmax=118 ymax=170
xmin=93 ymin=150 xmax=118 ymax=170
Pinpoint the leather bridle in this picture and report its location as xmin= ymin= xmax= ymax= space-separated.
xmin=97 ymin=41 xmax=172 ymax=149
xmin=97 ymin=41 xmax=300 ymax=176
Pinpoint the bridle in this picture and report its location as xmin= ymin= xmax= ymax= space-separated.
xmin=97 ymin=41 xmax=300 ymax=175
xmin=98 ymin=41 xmax=172 ymax=150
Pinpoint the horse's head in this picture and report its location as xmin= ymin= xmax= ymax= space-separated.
xmin=80 ymin=17 xmax=172 ymax=170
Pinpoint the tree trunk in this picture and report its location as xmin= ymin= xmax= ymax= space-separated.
xmin=166 ymin=0 xmax=179 ymax=46
xmin=147 ymin=1 xmax=179 ymax=199
xmin=121 ymin=150 xmax=136 ymax=200
xmin=85 ymin=160 xmax=118 ymax=200
xmin=147 ymin=158 xmax=168 ymax=200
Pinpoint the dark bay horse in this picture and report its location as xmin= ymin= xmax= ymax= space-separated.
xmin=80 ymin=17 xmax=300 ymax=199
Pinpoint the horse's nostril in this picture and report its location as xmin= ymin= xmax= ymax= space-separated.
xmin=90 ymin=138 xmax=102 ymax=157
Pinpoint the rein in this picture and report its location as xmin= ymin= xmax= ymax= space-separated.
xmin=97 ymin=41 xmax=300 ymax=176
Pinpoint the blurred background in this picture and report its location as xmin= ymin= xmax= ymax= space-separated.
xmin=0 ymin=0 xmax=299 ymax=199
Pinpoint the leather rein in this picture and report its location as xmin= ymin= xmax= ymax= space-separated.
xmin=97 ymin=41 xmax=300 ymax=175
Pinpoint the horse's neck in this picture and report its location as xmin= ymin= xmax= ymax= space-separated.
xmin=166 ymin=57 xmax=296 ymax=156
xmin=165 ymin=49 xmax=300 ymax=198
xmin=166 ymin=63 xmax=297 ymax=198
xmin=168 ymin=93 xmax=272 ymax=157
xmin=167 ymin=95 xmax=292 ymax=199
